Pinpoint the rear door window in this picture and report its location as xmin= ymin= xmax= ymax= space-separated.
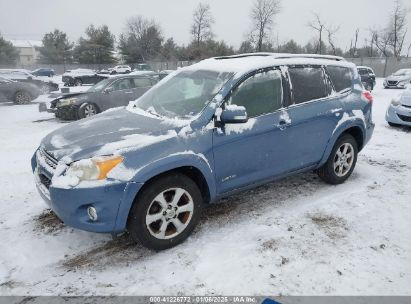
xmin=327 ymin=66 xmax=353 ymax=92
xmin=133 ymin=77 xmax=152 ymax=88
xmin=228 ymin=69 xmax=283 ymax=117
xmin=288 ymin=66 xmax=331 ymax=104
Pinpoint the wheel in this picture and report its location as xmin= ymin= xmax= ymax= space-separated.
xmin=78 ymin=103 xmax=98 ymax=119
xmin=125 ymin=70 xmax=131 ymax=74
xmin=365 ymin=83 xmax=372 ymax=91
xmin=40 ymin=84 xmax=49 ymax=94
xmin=317 ymin=134 xmax=358 ymax=185
xmin=74 ymin=79 xmax=83 ymax=86
xmin=127 ymin=173 xmax=203 ymax=250
xmin=14 ymin=91 xmax=31 ymax=104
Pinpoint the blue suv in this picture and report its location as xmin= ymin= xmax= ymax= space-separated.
xmin=32 ymin=54 xmax=374 ymax=250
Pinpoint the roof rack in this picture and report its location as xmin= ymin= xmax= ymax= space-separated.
xmin=214 ymin=53 xmax=345 ymax=62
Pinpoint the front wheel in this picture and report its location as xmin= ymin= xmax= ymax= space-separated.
xmin=127 ymin=173 xmax=203 ymax=250
xmin=317 ymin=134 xmax=358 ymax=185
xmin=78 ymin=103 xmax=98 ymax=119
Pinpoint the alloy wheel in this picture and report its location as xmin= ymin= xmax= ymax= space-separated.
xmin=84 ymin=104 xmax=97 ymax=117
xmin=145 ymin=188 xmax=194 ymax=240
xmin=333 ymin=143 xmax=354 ymax=177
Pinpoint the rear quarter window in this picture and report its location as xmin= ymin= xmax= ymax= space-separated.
xmin=327 ymin=66 xmax=353 ymax=93
xmin=288 ymin=66 xmax=331 ymax=104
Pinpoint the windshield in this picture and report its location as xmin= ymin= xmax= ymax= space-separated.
xmin=87 ymin=78 xmax=112 ymax=92
xmin=135 ymin=70 xmax=233 ymax=119
xmin=393 ymin=69 xmax=411 ymax=76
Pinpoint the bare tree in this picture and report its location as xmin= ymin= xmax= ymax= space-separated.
xmin=249 ymin=0 xmax=281 ymax=52
xmin=191 ymin=3 xmax=214 ymax=47
xmin=388 ymin=0 xmax=408 ymax=58
xmin=119 ymin=16 xmax=163 ymax=62
xmin=325 ymin=25 xmax=340 ymax=55
xmin=308 ymin=13 xmax=325 ymax=54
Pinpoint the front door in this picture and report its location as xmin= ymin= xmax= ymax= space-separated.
xmin=212 ymin=68 xmax=293 ymax=194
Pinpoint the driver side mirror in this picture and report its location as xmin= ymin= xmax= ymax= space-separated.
xmin=103 ymin=87 xmax=113 ymax=94
xmin=220 ymin=105 xmax=248 ymax=124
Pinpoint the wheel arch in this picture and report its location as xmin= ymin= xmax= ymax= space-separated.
xmin=319 ymin=122 xmax=365 ymax=168
xmin=114 ymin=156 xmax=216 ymax=232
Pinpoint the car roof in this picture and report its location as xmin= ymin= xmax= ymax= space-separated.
xmin=184 ymin=53 xmax=355 ymax=75
xmin=357 ymin=66 xmax=373 ymax=70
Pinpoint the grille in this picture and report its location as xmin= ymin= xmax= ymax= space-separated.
xmin=388 ymin=81 xmax=398 ymax=85
xmin=39 ymin=173 xmax=52 ymax=189
xmin=398 ymin=114 xmax=411 ymax=122
xmin=38 ymin=148 xmax=58 ymax=170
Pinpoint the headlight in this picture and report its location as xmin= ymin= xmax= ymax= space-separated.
xmin=58 ymin=97 xmax=78 ymax=107
xmin=66 ymin=155 xmax=124 ymax=181
xmin=391 ymin=98 xmax=401 ymax=106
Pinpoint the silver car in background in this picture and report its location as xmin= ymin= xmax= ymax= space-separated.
xmin=386 ymin=89 xmax=411 ymax=127
xmin=384 ymin=69 xmax=411 ymax=89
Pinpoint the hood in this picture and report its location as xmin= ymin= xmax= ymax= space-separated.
xmin=400 ymin=90 xmax=411 ymax=106
xmin=50 ymin=92 xmax=89 ymax=107
xmin=41 ymin=108 xmax=185 ymax=162
xmin=386 ymin=75 xmax=411 ymax=82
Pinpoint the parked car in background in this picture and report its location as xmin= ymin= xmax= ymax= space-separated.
xmin=134 ymin=63 xmax=152 ymax=71
xmin=40 ymin=74 xmax=157 ymax=120
xmin=0 ymin=76 xmax=41 ymax=104
xmin=111 ymin=65 xmax=131 ymax=74
xmin=386 ymin=89 xmax=411 ymax=127
xmin=62 ymin=69 xmax=108 ymax=86
xmin=31 ymin=68 xmax=55 ymax=77
xmin=0 ymin=69 xmax=58 ymax=93
xmin=357 ymin=66 xmax=376 ymax=91
xmin=384 ymin=69 xmax=411 ymax=89
xmin=32 ymin=53 xmax=374 ymax=250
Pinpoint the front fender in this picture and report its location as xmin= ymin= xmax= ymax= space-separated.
xmin=318 ymin=117 xmax=365 ymax=167
xmin=113 ymin=152 xmax=216 ymax=232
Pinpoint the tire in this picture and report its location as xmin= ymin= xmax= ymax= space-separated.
xmin=40 ymin=84 xmax=49 ymax=94
xmin=74 ymin=79 xmax=83 ymax=86
xmin=127 ymin=173 xmax=204 ymax=250
xmin=317 ymin=134 xmax=358 ymax=185
xmin=78 ymin=103 xmax=98 ymax=119
xmin=14 ymin=90 xmax=32 ymax=104
xmin=365 ymin=83 xmax=372 ymax=91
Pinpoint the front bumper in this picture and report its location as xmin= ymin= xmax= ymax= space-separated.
xmin=31 ymin=150 xmax=144 ymax=233
xmin=386 ymin=104 xmax=411 ymax=126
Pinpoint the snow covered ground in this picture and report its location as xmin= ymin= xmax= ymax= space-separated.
xmin=0 ymin=79 xmax=410 ymax=296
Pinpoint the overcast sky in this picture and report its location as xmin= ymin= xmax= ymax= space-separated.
xmin=0 ymin=0 xmax=409 ymax=52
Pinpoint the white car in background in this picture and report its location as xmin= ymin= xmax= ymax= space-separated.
xmin=111 ymin=65 xmax=131 ymax=74
xmin=384 ymin=69 xmax=411 ymax=89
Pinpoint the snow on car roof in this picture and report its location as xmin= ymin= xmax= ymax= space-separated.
xmin=183 ymin=53 xmax=355 ymax=75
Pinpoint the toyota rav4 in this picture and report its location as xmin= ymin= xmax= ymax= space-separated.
xmin=32 ymin=53 xmax=374 ymax=250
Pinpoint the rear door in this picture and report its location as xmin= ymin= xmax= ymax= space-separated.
xmin=131 ymin=77 xmax=154 ymax=100
xmin=280 ymin=65 xmax=349 ymax=170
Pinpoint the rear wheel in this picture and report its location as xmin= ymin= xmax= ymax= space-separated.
xmin=127 ymin=173 xmax=203 ymax=250
xmin=14 ymin=91 xmax=31 ymax=104
xmin=317 ymin=134 xmax=358 ymax=185
xmin=74 ymin=79 xmax=83 ymax=86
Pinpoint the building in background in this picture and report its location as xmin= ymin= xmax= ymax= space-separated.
xmin=9 ymin=40 xmax=42 ymax=65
